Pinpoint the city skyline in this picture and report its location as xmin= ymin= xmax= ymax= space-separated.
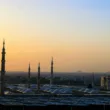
xmin=0 ymin=0 xmax=110 ymax=72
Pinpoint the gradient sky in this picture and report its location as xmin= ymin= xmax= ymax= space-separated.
xmin=0 ymin=0 xmax=110 ymax=72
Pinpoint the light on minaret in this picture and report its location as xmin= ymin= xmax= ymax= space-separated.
xmin=37 ymin=63 xmax=40 ymax=91
xmin=50 ymin=57 xmax=53 ymax=85
xmin=28 ymin=63 xmax=31 ymax=88
xmin=1 ymin=39 xmax=6 ymax=96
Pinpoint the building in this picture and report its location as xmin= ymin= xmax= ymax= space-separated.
xmin=101 ymin=76 xmax=110 ymax=90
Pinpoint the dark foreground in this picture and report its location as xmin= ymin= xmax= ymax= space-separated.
xmin=0 ymin=105 xmax=110 ymax=110
xmin=0 ymin=95 xmax=110 ymax=110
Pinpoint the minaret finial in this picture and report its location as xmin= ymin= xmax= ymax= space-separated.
xmin=51 ymin=57 xmax=53 ymax=65
xmin=28 ymin=62 xmax=30 ymax=69
xmin=38 ymin=62 xmax=40 ymax=66
xmin=3 ymin=39 xmax=5 ymax=48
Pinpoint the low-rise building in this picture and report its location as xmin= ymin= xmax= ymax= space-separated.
xmin=101 ymin=76 xmax=110 ymax=90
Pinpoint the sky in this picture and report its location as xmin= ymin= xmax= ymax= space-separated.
xmin=0 ymin=0 xmax=110 ymax=72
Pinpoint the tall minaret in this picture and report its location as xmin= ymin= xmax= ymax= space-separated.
xmin=50 ymin=57 xmax=53 ymax=85
xmin=37 ymin=63 xmax=40 ymax=91
xmin=1 ymin=40 xmax=6 ymax=96
xmin=28 ymin=63 xmax=31 ymax=88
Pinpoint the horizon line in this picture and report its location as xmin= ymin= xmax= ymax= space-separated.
xmin=3 ymin=71 xmax=110 ymax=73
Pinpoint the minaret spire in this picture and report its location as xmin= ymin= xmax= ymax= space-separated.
xmin=37 ymin=62 xmax=40 ymax=92
xmin=3 ymin=39 xmax=5 ymax=48
xmin=50 ymin=57 xmax=53 ymax=86
xmin=38 ymin=62 xmax=40 ymax=68
xmin=28 ymin=63 xmax=31 ymax=88
xmin=1 ymin=39 xmax=6 ymax=96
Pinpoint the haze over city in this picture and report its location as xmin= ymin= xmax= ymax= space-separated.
xmin=0 ymin=0 xmax=110 ymax=72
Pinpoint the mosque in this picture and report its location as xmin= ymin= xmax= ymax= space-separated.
xmin=0 ymin=40 xmax=99 ymax=96
xmin=0 ymin=40 xmax=54 ymax=96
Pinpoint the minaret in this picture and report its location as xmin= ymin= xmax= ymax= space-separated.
xmin=1 ymin=40 xmax=6 ymax=96
xmin=28 ymin=63 xmax=31 ymax=88
xmin=37 ymin=63 xmax=40 ymax=91
xmin=50 ymin=57 xmax=53 ymax=85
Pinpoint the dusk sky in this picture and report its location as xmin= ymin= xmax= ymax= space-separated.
xmin=0 ymin=0 xmax=110 ymax=72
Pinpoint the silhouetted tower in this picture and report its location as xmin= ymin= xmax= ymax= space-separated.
xmin=37 ymin=63 xmax=40 ymax=91
xmin=50 ymin=57 xmax=53 ymax=85
xmin=1 ymin=40 xmax=6 ymax=96
xmin=28 ymin=63 xmax=31 ymax=88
